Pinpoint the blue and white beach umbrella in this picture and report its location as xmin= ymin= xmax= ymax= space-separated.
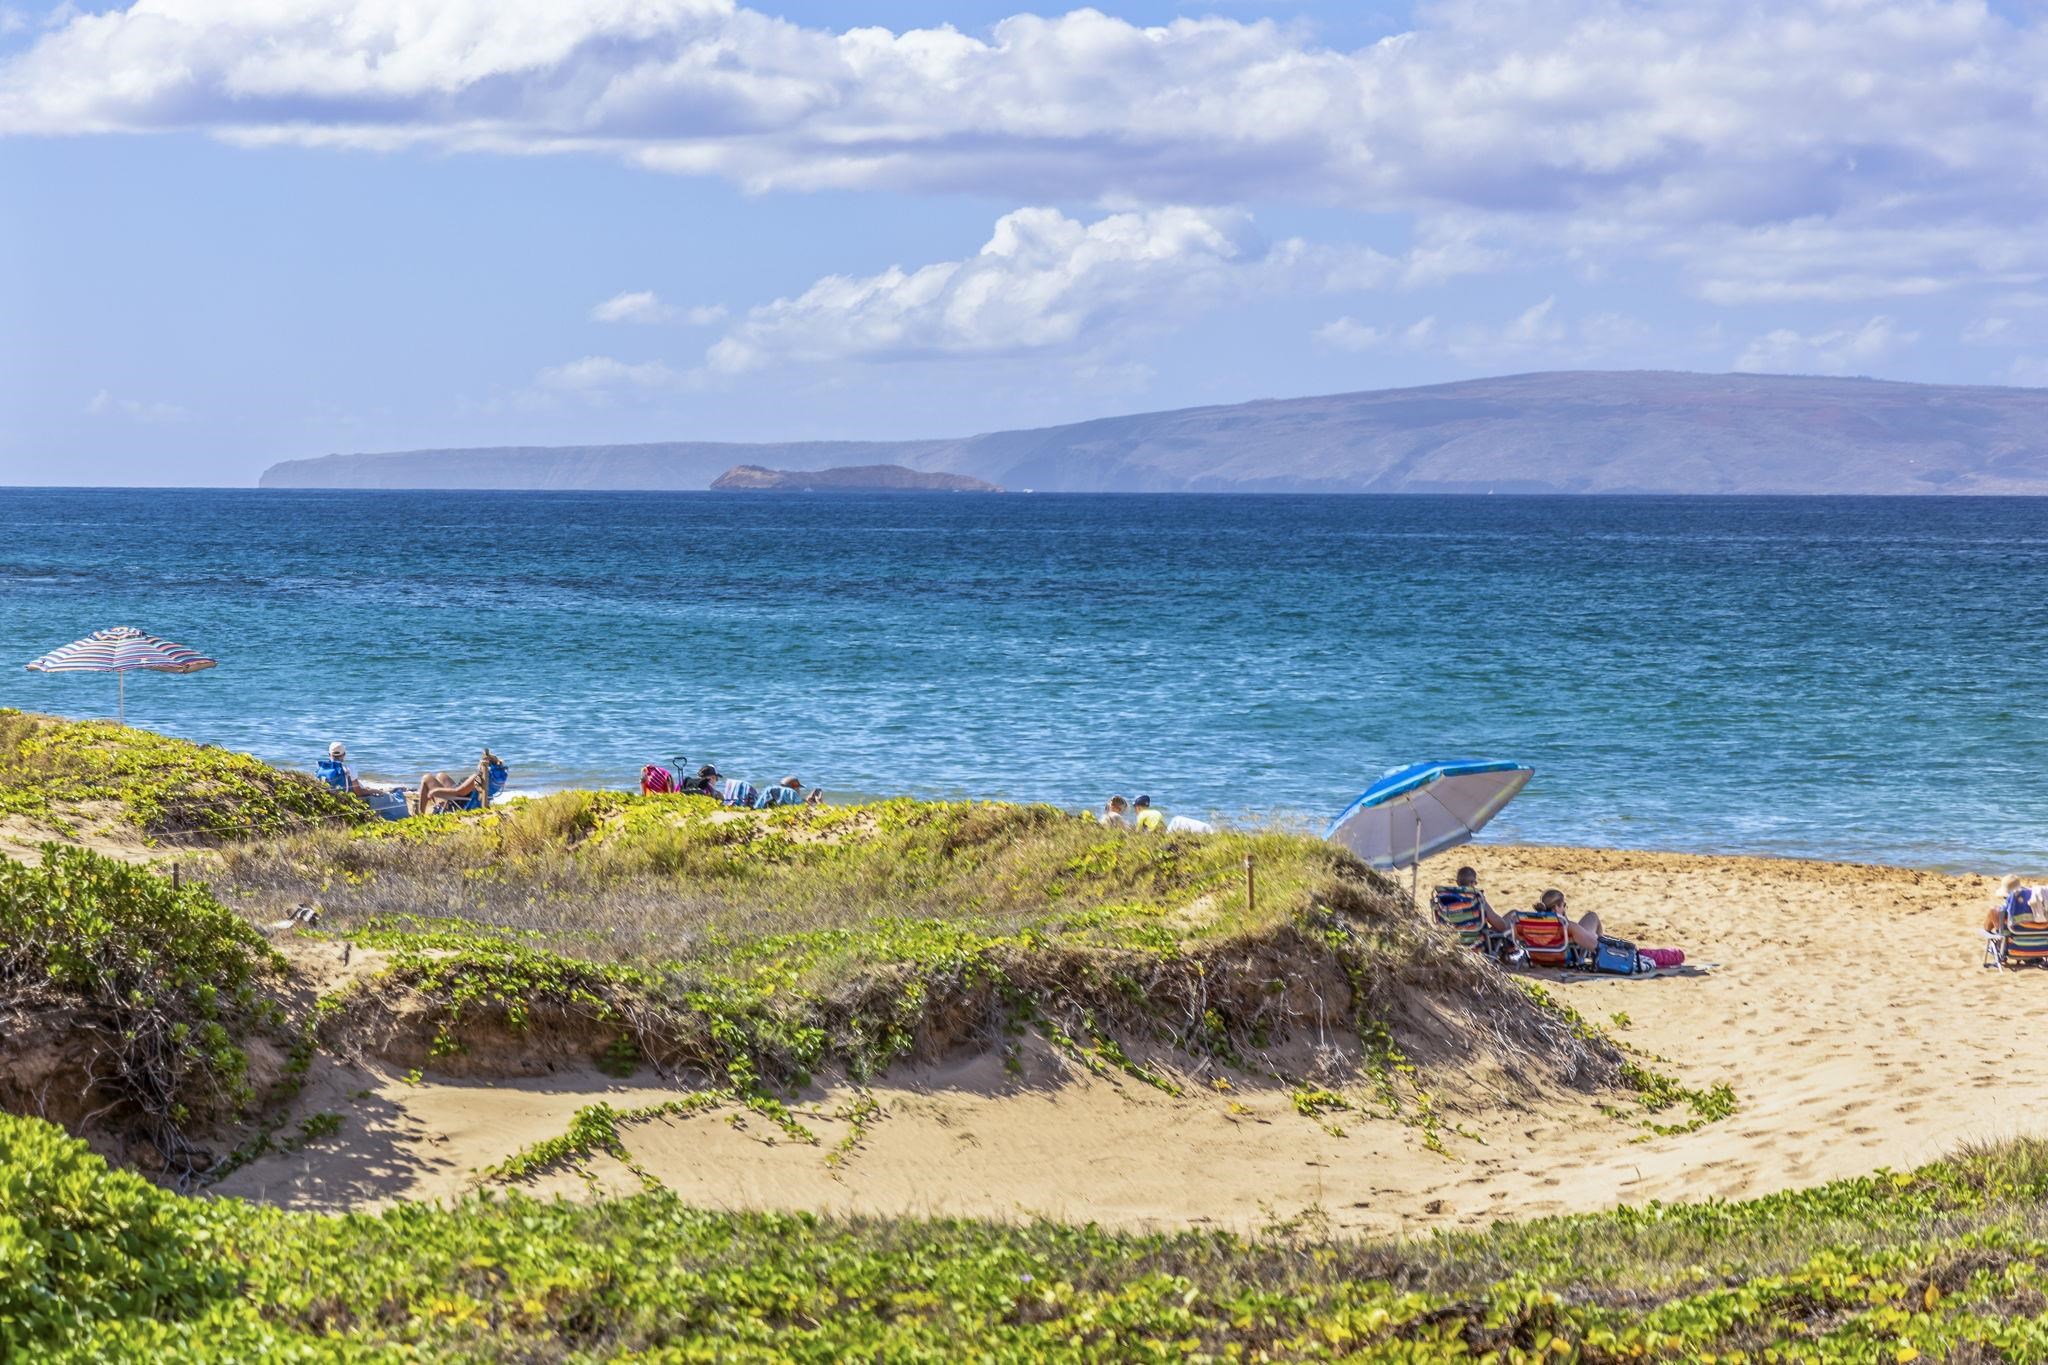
xmin=25 ymin=626 xmax=217 ymax=724
xmin=1325 ymin=759 xmax=1534 ymax=896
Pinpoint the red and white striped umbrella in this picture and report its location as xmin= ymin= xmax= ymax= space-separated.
xmin=26 ymin=626 xmax=217 ymax=723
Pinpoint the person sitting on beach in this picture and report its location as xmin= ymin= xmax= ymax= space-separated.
xmin=1100 ymin=795 xmax=1132 ymax=829
xmin=1512 ymin=888 xmax=1603 ymax=953
xmin=415 ymin=748 xmax=501 ymax=815
xmin=1132 ymin=795 xmax=1166 ymax=832
xmin=321 ymin=741 xmax=371 ymax=797
xmin=676 ymin=764 xmax=720 ymax=796
xmin=1443 ymin=866 xmax=1512 ymax=936
xmin=317 ymin=749 xmax=385 ymax=802
xmin=1987 ymin=874 xmax=2048 ymax=935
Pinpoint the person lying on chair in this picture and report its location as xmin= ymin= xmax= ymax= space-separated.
xmin=415 ymin=748 xmax=502 ymax=815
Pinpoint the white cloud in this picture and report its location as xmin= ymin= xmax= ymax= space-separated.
xmin=2005 ymin=356 xmax=2048 ymax=388
xmin=1964 ymin=316 xmax=2013 ymax=344
xmin=588 ymin=291 xmax=730 ymax=326
xmin=8 ymin=2 xmax=2048 ymax=304
xmin=1324 ymin=299 xmax=1651 ymax=368
xmin=1313 ymin=317 xmax=1386 ymax=351
xmin=1735 ymin=316 xmax=1919 ymax=375
xmin=704 ymin=205 xmax=1382 ymax=373
xmin=536 ymin=355 xmax=684 ymax=396
xmin=84 ymin=388 xmax=187 ymax=423
xmin=590 ymin=290 xmax=675 ymax=324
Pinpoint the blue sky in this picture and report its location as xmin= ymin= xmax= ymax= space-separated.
xmin=5 ymin=0 xmax=2048 ymax=486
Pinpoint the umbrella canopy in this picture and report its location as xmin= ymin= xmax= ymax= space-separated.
xmin=26 ymin=626 xmax=217 ymax=723
xmin=1324 ymin=760 xmax=1534 ymax=877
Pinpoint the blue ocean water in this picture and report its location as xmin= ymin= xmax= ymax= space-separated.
xmin=1 ymin=488 xmax=2043 ymax=868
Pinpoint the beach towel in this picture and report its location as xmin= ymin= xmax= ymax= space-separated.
xmin=1165 ymin=815 xmax=1214 ymax=834
xmin=755 ymin=784 xmax=805 ymax=808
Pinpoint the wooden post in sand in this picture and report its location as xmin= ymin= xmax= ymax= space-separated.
xmin=1244 ymin=853 xmax=1255 ymax=916
xmin=170 ymin=862 xmax=180 ymax=890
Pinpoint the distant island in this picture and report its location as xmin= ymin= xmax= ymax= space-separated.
xmin=259 ymin=370 xmax=2048 ymax=495
xmin=710 ymin=463 xmax=1002 ymax=493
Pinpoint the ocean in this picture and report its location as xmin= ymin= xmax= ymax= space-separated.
xmin=1 ymin=487 xmax=2042 ymax=869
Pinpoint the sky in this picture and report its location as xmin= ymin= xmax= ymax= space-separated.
xmin=5 ymin=0 xmax=2048 ymax=486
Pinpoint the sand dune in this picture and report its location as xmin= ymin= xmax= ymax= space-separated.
xmin=215 ymin=845 xmax=2034 ymax=1234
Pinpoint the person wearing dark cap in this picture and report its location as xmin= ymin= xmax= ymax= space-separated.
xmin=1132 ymin=794 xmax=1166 ymax=832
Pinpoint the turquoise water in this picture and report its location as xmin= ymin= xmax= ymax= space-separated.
xmin=1 ymin=488 xmax=2042 ymax=868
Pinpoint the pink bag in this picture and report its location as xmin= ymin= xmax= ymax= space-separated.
xmin=1640 ymin=947 xmax=1685 ymax=969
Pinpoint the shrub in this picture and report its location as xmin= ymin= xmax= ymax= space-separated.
xmin=0 ymin=846 xmax=284 ymax=1158
xmin=0 ymin=709 xmax=371 ymax=842
xmin=0 ymin=1114 xmax=233 ymax=1356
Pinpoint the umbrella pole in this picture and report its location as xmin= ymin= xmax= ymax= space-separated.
xmin=117 ymin=671 xmax=125 ymax=726
xmin=1410 ymin=809 xmax=1421 ymax=906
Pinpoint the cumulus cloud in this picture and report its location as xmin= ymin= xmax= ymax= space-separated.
xmin=84 ymin=388 xmax=187 ymax=423
xmin=590 ymin=290 xmax=675 ymax=324
xmin=1735 ymin=316 xmax=1919 ymax=375
xmin=704 ymin=205 xmax=1385 ymax=373
xmin=590 ymin=290 xmax=726 ymax=325
xmin=1318 ymin=299 xmax=1648 ymax=368
xmin=1313 ymin=317 xmax=1386 ymax=352
xmin=2006 ymin=356 xmax=2048 ymax=387
xmin=536 ymin=355 xmax=684 ymax=396
xmin=6 ymin=1 xmax=2048 ymax=303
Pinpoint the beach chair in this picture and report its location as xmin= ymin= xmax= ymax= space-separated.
xmin=315 ymin=758 xmax=351 ymax=793
xmin=754 ymin=784 xmax=805 ymax=809
xmin=1429 ymin=885 xmax=1509 ymax=958
xmin=1986 ymin=891 xmax=2048 ymax=968
xmin=418 ymin=760 xmax=509 ymax=816
xmin=1511 ymin=910 xmax=1586 ymax=970
xmin=640 ymin=764 xmax=675 ymax=795
xmin=717 ymin=777 xmax=759 ymax=808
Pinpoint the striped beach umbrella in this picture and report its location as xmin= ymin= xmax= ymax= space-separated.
xmin=25 ymin=626 xmax=217 ymax=723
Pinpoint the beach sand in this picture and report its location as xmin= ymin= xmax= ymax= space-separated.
xmin=215 ymin=844 xmax=2034 ymax=1235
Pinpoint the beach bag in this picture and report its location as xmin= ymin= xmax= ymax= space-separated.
xmin=1592 ymin=934 xmax=1640 ymax=975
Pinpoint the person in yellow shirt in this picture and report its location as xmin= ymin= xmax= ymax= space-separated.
xmin=1132 ymin=794 xmax=1167 ymax=832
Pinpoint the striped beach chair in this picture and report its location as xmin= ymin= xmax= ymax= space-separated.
xmin=1429 ymin=886 xmax=1496 ymax=954
xmin=717 ymin=777 xmax=759 ymax=808
xmin=1511 ymin=910 xmax=1585 ymax=970
xmin=1987 ymin=890 xmax=2048 ymax=969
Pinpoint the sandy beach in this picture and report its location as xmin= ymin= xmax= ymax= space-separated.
xmin=211 ymin=841 xmax=2036 ymax=1236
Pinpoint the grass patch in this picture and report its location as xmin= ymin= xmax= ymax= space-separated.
xmin=14 ymin=1110 xmax=2048 ymax=1361
xmin=0 ymin=709 xmax=370 ymax=843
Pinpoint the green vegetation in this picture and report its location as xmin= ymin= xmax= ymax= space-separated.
xmin=0 ymin=709 xmax=370 ymax=842
xmin=0 ymin=846 xmax=284 ymax=1170
xmin=11 ymin=1111 xmax=2048 ymax=1360
xmin=212 ymin=793 xmax=1618 ymax=1132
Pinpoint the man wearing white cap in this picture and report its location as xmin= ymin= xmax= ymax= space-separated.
xmin=325 ymin=740 xmax=368 ymax=797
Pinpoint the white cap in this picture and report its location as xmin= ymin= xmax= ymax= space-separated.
xmin=328 ymin=741 xmax=346 ymax=759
